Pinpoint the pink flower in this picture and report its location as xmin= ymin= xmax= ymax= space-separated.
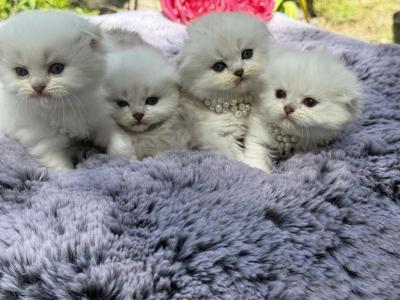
xmin=161 ymin=0 xmax=275 ymax=24
xmin=161 ymin=0 xmax=232 ymax=24
xmin=231 ymin=0 xmax=275 ymax=21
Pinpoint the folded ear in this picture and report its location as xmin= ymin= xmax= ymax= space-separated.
xmin=344 ymin=88 xmax=361 ymax=115
xmin=77 ymin=23 xmax=104 ymax=52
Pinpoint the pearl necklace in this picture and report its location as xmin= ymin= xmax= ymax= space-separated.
xmin=270 ymin=125 xmax=299 ymax=156
xmin=203 ymin=96 xmax=252 ymax=118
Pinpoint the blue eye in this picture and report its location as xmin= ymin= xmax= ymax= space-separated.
xmin=115 ymin=100 xmax=129 ymax=107
xmin=145 ymin=97 xmax=159 ymax=105
xmin=15 ymin=67 xmax=28 ymax=77
xmin=212 ymin=61 xmax=227 ymax=72
xmin=49 ymin=63 xmax=64 ymax=75
xmin=241 ymin=49 xmax=253 ymax=60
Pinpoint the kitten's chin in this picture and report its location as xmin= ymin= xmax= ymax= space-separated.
xmin=126 ymin=123 xmax=150 ymax=133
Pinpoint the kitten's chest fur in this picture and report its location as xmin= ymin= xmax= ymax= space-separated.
xmin=43 ymin=109 xmax=91 ymax=139
xmin=1 ymin=90 xmax=105 ymax=140
xmin=128 ymin=112 xmax=190 ymax=160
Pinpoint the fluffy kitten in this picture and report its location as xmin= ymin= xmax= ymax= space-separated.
xmin=177 ymin=12 xmax=272 ymax=160
xmin=0 ymin=11 xmax=135 ymax=170
xmin=242 ymin=46 xmax=361 ymax=171
xmin=105 ymin=46 xmax=190 ymax=160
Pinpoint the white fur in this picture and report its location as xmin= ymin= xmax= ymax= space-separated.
xmin=103 ymin=27 xmax=146 ymax=50
xmin=105 ymin=46 xmax=190 ymax=160
xmin=177 ymin=12 xmax=272 ymax=159
xmin=0 ymin=10 xmax=135 ymax=170
xmin=242 ymin=46 xmax=361 ymax=171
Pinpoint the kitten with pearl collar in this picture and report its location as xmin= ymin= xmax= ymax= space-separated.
xmin=177 ymin=12 xmax=272 ymax=160
xmin=242 ymin=46 xmax=361 ymax=172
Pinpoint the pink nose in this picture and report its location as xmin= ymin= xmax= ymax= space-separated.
xmin=284 ymin=105 xmax=295 ymax=115
xmin=133 ymin=113 xmax=144 ymax=121
xmin=234 ymin=68 xmax=244 ymax=77
xmin=33 ymin=85 xmax=46 ymax=94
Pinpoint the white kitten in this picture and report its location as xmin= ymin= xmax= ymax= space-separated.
xmin=105 ymin=46 xmax=190 ymax=160
xmin=243 ymin=46 xmax=361 ymax=171
xmin=0 ymin=10 xmax=135 ymax=170
xmin=177 ymin=12 xmax=272 ymax=160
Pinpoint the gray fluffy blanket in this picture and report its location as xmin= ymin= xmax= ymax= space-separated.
xmin=0 ymin=11 xmax=400 ymax=300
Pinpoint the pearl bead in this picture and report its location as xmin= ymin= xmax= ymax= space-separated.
xmin=202 ymin=96 xmax=251 ymax=118
xmin=277 ymin=135 xmax=283 ymax=141
xmin=283 ymin=136 xmax=290 ymax=143
xmin=291 ymin=136 xmax=298 ymax=143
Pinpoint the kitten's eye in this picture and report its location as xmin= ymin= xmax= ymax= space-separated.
xmin=212 ymin=61 xmax=227 ymax=72
xmin=49 ymin=63 xmax=65 ymax=75
xmin=303 ymin=97 xmax=318 ymax=107
xmin=145 ymin=97 xmax=159 ymax=105
xmin=115 ymin=100 xmax=129 ymax=107
xmin=241 ymin=49 xmax=253 ymax=60
xmin=275 ymin=89 xmax=286 ymax=99
xmin=15 ymin=67 xmax=28 ymax=77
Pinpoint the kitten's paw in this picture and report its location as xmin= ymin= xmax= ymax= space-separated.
xmin=241 ymin=157 xmax=271 ymax=173
xmin=38 ymin=155 xmax=74 ymax=171
xmin=107 ymin=132 xmax=137 ymax=160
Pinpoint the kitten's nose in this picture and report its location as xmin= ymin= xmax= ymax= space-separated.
xmin=284 ymin=105 xmax=295 ymax=115
xmin=33 ymin=84 xmax=46 ymax=94
xmin=233 ymin=68 xmax=244 ymax=78
xmin=133 ymin=113 xmax=144 ymax=121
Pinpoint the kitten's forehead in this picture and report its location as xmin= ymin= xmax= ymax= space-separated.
xmin=0 ymin=11 xmax=96 ymax=61
xmin=186 ymin=12 xmax=271 ymax=58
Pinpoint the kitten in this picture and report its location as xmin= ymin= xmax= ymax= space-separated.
xmin=105 ymin=46 xmax=190 ymax=160
xmin=242 ymin=46 xmax=361 ymax=172
xmin=0 ymin=10 xmax=135 ymax=170
xmin=177 ymin=12 xmax=272 ymax=160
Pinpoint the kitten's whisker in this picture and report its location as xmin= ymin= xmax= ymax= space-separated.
xmin=67 ymin=92 xmax=86 ymax=118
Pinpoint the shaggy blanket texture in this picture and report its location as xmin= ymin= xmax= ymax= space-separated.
xmin=0 ymin=11 xmax=400 ymax=300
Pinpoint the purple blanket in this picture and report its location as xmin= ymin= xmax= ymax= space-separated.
xmin=0 ymin=11 xmax=399 ymax=299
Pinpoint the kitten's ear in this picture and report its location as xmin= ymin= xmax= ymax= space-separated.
xmin=174 ymin=49 xmax=186 ymax=70
xmin=77 ymin=25 xmax=104 ymax=51
xmin=344 ymin=90 xmax=361 ymax=115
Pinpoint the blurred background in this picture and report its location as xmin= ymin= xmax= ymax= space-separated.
xmin=0 ymin=0 xmax=399 ymax=44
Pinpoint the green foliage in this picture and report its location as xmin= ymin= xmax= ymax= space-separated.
xmin=0 ymin=0 xmax=94 ymax=20
xmin=274 ymin=0 xmax=309 ymax=20
xmin=313 ymin=0 xmax=356 ymax=24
